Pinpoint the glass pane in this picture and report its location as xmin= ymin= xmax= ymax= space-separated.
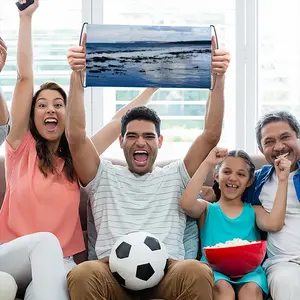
xmin=0 ymin=0 xmax=82 ymax=155
xmin=258 ymin=0 xmax=300 ymax=121
xmin=161 ymin=120 xmax=204 ymax=143
xmin=116 ymin=104 xmax=206 ymax=117
xmin=0 ymin=0 xmax=82 ymax=97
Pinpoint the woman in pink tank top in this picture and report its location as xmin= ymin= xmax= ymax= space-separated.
xmin=0 ymin=1 xmax=83 ymax=298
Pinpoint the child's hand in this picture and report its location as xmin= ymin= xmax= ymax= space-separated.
xmin=204 ymin=147 xmax=228 ymax=167
xmin=274 ymin=154 xmax=291 ymax=182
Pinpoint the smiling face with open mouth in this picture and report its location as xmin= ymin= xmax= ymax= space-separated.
xmin=120 ymin=119 xmax=163 ymax=175
xmin=216 ymin=156 xmax=252 ymax=201
xmin=259 ymin=121 xmax=300 ymax=171
xmin=33 ymin=89 xmax=66 ymax=143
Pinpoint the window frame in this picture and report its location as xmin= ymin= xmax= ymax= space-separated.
xmin=235 ymin=0 xmax=258 ymax=153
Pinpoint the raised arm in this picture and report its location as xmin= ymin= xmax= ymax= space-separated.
xmin=7 ymin=0 xmax=39 ymax=149
xmin=0 ymin=38 xmax=9 ymax=125
xmin=180 ymin=147 xmax=227 ymax=219
xmin=184 ymin=37 xmax=230 ymax=177
xmin=66 ymin=39 xmax=158 ymax=185
xmin=254 ymin=155 xmax=291 ymax=232
xmin=91 ymin=87 xmax=158 ymax=155
xmin=66 ymin=52 xmax=100 ymax=186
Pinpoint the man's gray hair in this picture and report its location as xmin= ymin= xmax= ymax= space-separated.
xmin=255 ymin=111 xmax=300 ymax=147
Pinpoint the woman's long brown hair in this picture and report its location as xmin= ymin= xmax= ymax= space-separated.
xmin=29 ymin=82 xmax=75 ymax=182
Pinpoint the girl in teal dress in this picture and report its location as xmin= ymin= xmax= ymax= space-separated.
xmin=180 ymin=147 xmax=290 ymax=300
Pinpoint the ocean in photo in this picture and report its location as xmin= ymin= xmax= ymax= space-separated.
xmin=85 ymin=41 xmax=211 ymax=88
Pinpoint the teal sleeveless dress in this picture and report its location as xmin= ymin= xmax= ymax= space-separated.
xmin=200 ymin=202 xmax=268 ymax=295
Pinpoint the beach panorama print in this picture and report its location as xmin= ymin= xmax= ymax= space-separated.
xmin=85 ymin=24 xmax=212 ymax=89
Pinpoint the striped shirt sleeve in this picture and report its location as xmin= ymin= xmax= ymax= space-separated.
xmin=80 ymin=159 xmax=109 ymax=198
xmin=177 ymin=159 xmax=190 ymax=187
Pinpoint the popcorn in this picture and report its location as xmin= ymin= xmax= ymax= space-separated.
xmin=207 ymin=238 xmax=255 ymax=248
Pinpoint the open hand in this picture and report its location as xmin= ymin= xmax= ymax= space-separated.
xmin=204 ymin=147 xmax=228 ymax=167
xmin=211 ymin=36 xmax=230 ymax=75
xmin=0 ymin=37 xmax=7 ymax=73
xmin=67 ymin=33 xmax=86 ymax=71
xmin=274 ymin=154 xmax=292 ymax=182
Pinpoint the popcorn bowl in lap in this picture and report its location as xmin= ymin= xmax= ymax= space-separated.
xmin=109 ymin=231 xmax=168 ymax=291
xmin=203 ymin=238 xmax=267 ymax=278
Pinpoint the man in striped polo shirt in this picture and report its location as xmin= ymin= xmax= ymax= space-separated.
xmin=66 ymin=37 xmax=230 ymax=300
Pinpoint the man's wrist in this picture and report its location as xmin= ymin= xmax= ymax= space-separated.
xmin=213 ymin=74 xmax=225 ymax=90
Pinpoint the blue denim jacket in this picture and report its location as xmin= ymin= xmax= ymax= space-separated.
xmin=243 ymin=160 xmax=300 ymax=205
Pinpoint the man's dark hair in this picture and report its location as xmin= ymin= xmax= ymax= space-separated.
xmin=121 ymin=106 xmax=161 ymax=137
xmin=255 ymin=111 xmax=300 ymax=148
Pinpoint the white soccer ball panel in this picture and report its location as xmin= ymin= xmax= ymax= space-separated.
xmin=109 ymin=231 xmax=169 ymax=291
xmin=125 ymin=268 xmax=165 ymax=291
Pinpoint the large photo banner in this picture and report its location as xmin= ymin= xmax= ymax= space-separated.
xmin=84 ymin=24 xmax=216 ymax=89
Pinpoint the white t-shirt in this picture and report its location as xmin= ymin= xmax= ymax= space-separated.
xmin=260 ymin=170 xmax=300 ymax=269
xmin=82 ymin=159 xmax=190 ymax=260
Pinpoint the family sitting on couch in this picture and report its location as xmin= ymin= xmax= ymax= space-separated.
xmin=1 ymin=1 xmax=300 ymax=300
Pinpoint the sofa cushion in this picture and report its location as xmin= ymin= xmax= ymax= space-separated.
xmin=183 ymin=217 xmax=199 ymax=259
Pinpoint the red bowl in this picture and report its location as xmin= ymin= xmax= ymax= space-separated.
xmin=203 ymin=240 xmax=267 ymax=278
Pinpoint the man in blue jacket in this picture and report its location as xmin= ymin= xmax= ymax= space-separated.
xmin=245 ymin=111 xmax=300 ymax=300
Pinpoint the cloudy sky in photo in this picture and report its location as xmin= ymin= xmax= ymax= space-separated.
xmin=86 ymin=24 xmax=211 ymax=43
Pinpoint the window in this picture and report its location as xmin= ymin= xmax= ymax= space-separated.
xmin=2 ymin=1 xmax=298 ymax=160
xmin=95 ymin=0 xmax=236 ymax=161
xmin=258 ymin=0 xmax=300 ymax=119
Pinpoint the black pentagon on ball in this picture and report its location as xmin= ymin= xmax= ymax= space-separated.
xmin=136 ymin=263 xmax=155 ymax=281
xmin=112 ymin=271 xmax=126 ymax=286
xmin=116 ymin=241 xmax=132 ymax=259
xmin=144 ymin=236 xmax=161 ymax=251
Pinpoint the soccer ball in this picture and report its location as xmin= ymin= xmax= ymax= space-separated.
xmin=109 ymin=231 xmax=169 ymax=291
